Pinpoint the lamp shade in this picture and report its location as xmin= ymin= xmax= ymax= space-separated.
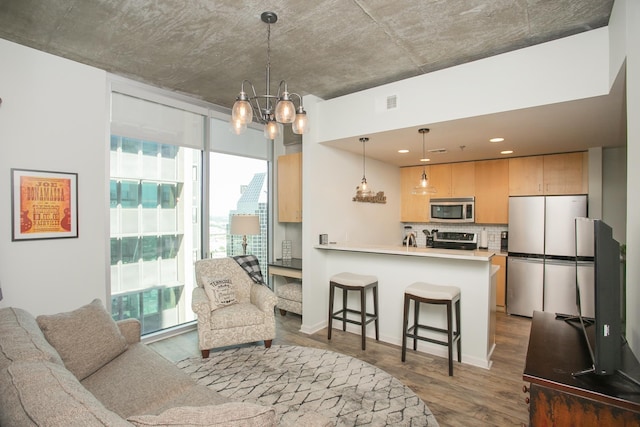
xmin=230 ymin=214 xmax=260 ymax=235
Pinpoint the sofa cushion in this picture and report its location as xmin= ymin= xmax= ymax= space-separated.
xmin=127 ymin=402 xmax=276 ymax=427
xmin=36 ymin=299 xmax=128 ymax=380
xmin=0 ymin=360 xmax=130 ymax=427
xmin=147 ymin=384 xmax=229 ymax=415
xmin=0 ymin=307 xmax=64 ymax=369
xmin=81 ymin=342 xmax=196 ymax=418
xmin=203 ymin=277 xmax=237 ymax=311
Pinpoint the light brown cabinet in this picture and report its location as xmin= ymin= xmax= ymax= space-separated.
xmin=277 ymin=152 xmax=302 ymax=222
xmin=543 ymin=152 xmax=588 ymax=195
xmin=400 ymin=152 xmax=587 ymax=224
xmin=400 ymin=166 xmax=430 ymax=222
xmin=509 ymin=152 xmax=588 ymax=196
xmin=475 ymin=159 xmax=509 ymax=224
xmin=429 ymin=162 xmax=475 ymax=198
xmin=508 ymin=156 xmax=544 ymax=195
xmin=492 ymin=255 xmax=507 ymax=309
xmin=428 ymin=164 xmax=452 ymax=197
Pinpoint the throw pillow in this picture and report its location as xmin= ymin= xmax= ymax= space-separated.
xmin=36 ymin=299 xmax=128 ymax=380
xmin=203 ymin=277 xmax=238 ymax=311
xmin=127 ymin=403 xmax=276 ymax=427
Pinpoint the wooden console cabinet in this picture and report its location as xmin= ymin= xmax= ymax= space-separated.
xmin=523 ymin=311 xmax=640 ymax=426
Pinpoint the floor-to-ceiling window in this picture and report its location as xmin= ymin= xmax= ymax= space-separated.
xmin=108 ymin=91 xmax=272 ymax=336
xmin=209 ymin=152 xmax=268 ymax=272
xmin=109 ymin=92 xmax=204 ymax=335
xmin=208 ymin=117 xmax=271 ymax=274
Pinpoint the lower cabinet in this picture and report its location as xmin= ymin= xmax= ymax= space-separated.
xmin=491 ymin=255 xmax=506 ymax=310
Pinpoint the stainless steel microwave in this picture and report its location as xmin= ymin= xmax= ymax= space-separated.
xmin=429 ymin=197 xmax=475 ymax=223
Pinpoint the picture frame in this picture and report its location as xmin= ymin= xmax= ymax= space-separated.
xmin=11 ymin=168 xmax=78 ymax=241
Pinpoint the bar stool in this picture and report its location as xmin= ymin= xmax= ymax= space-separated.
xmin=401 ymin=282 xmax=461 ymax=376
xmin=328 ymin=272 xmax=379 ymax=350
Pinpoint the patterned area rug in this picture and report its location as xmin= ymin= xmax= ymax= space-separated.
xmin=177 ymin=345 xmax=439 ymax=427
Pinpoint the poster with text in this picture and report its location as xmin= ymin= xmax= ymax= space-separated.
xmin=11 ymin=169 xmax=78 ymax=241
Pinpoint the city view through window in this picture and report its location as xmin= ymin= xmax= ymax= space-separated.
xmin=109 ymin=139 xmax=268 ymax=335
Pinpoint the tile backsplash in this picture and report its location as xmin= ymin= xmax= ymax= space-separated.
xmin=402 ymin=223 xmax=507 ymax=251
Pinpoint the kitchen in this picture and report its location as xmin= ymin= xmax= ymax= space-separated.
xmin=284 ymin=27 xmax=629 ymax=369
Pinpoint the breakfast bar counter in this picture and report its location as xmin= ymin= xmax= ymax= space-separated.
xmin=314 ymin=243 xmax=497 ymax=369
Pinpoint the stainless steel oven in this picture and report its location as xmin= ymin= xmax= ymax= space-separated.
xmin=429 ymin=197 xmax=475 ymax=223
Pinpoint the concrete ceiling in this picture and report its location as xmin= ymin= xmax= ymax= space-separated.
xmin=0 ymin=0 xmax=623 ymax=166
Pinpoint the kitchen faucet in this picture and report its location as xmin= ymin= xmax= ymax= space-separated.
xmin=405 ymin=231 xmax=416 ymax=249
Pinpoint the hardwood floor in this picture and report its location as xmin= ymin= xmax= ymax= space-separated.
xmin=149 ymin=311 xmax=532 ymax=427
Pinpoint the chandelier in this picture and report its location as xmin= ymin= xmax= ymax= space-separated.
xmin=412 ymin=128 xmax=437 ymax=195
xmin=230 ymin=11 xmax=309 ymax=140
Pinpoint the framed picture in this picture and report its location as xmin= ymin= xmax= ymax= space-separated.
xmin=11 ymin=169 xmax=78 ymax=241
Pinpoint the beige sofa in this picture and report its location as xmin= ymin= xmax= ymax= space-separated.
xmin=0 ymin=300 xmax=330 ymax=426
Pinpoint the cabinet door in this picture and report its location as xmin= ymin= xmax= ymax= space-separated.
xmin=475 ymin=159 xmax=508 ymax=224
xmin=429 ymin=164 xmax=452 ymax=197
xmin=492 ymin=255 xmax=507 ymax=309
xmin=509 ymin=156 xmax=543 ymax=195
xmin=543 ymin=152 xmax=588 ymax=195
xmin=451 ymin=162 xmax=475 ymax=197
xmin=400 ymin=166 xmax=430 ymax=222
xmin=277 ymin=152 xmax=302 ymax=222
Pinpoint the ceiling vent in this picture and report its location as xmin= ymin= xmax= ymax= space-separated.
xmin=386 ymin=95 xmax=397 ymax=110
xmin=428 ymin=148 xmax=448 ymax=154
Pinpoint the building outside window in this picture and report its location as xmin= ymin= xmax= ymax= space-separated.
xmin=209 ymin=153 xmax=268 ymax=273
xmin=109 ymin=93 xmax=271 ymax=336
xmin=109 ymin=135 xmax=201 ymax=334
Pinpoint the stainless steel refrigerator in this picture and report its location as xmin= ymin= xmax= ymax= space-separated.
xmin=506 ymin=195 xmax=588 ymax=317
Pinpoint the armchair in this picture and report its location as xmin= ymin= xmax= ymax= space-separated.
xmin=192 ymin=257 xmax=277 ymax=358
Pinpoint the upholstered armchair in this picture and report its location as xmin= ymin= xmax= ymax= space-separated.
xmin=192 ymin=257 xmax=277 ymax=358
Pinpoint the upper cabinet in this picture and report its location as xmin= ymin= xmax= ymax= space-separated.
xmin=509 ymin=152 xmax=588 ymax=196
xmin=400 ymin=152 xmax=588 ymax=224
xmin=429 ymin=162 xmax=475 ymax=198
xmin=475 ymin=159 xmax=509 ymax=224
xmin=400 ymin=166 xmax=430 ymax=222
xmin=508 ymin=156 xmax=544 ymax=195
xmin=451 ymin=162 xmax=475 ymax=197
xmin=543 ymin=152 xmax=588 ymax=195
xmin=277 ymin=152 xmax=302 ymax=222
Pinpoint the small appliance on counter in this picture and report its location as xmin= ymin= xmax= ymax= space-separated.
xmin=422 ymin=229 xmax=437 ymax=247
xmin=432 ymin=231 xmax=477 ymax=250
xmin=500 ymin=231 xmax=508 ymax=251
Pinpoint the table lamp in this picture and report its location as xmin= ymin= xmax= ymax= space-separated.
xmin=230 ymin=214 xmax=260 ymax=255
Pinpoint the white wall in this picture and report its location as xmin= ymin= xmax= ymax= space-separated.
xmin=315 ymin=28 xmax=610 ymax=143
xmin=610 ymin=0 xmax=640 ymax=357
xmin=0 ymin=39 xmax=109 ymax=315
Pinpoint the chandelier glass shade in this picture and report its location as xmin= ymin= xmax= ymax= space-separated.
xmin=230 ymin=12 xmax=309 ymax=139
xmin=356 ymin=137 xmax=374 ymax=197
xmin=412 ymin=128 xmax=437 ymax=195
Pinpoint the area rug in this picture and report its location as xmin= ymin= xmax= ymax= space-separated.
xmin=177 ymin=345 xmax=438 ymax=427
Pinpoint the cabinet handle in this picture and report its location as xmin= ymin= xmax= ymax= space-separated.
xmin=522 ymin=385 xmax=529 ymax=393
xmin=525 ymin=397 xmax=530 ymax=404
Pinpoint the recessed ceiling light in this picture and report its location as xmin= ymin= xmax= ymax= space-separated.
xmin=490 ymin=137 xmax=505 ymax=143
xmin=420 ymin=158 xmax=430 ymax=162
xmin=398 ymin=149 xmax=409 ymax=153
xmin=501 ymin=150 xmax=513 ymax=155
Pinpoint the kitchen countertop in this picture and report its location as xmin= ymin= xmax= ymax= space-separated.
xmin=315 ymin=242 xmax=495 ymax=261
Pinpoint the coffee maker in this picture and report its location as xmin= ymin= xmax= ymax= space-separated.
xmin=500 ymin=231 xmax=508 ymax=251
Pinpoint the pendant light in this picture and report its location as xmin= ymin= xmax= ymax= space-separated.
xmin=412 ymin=128 xmax=437 ymax=195
xmin=356 ymin=137 xmax=374 ymax=198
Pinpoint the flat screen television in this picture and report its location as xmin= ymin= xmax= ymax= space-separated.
xmin=575 ymin=219 xmax=622 ymax=376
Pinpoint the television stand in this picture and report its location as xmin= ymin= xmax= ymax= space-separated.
xmin=524 ymin=311 xmax=640 ymax=425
